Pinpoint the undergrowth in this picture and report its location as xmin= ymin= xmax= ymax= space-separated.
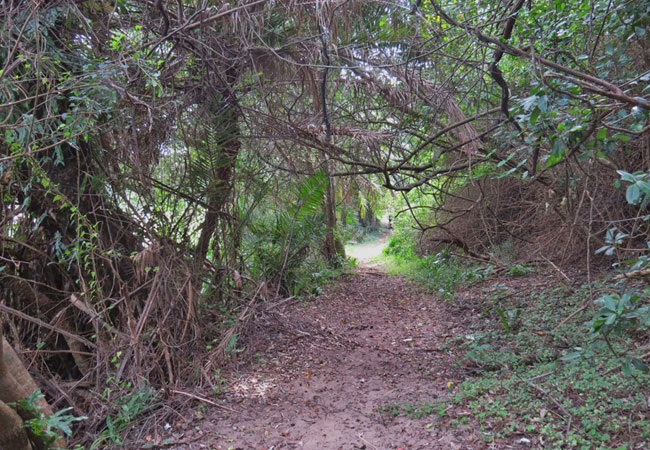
xmin=445 ymin=281 xmax=650 ymax=448
xmin=378 ymin=400 xmax=448 ymax=419
xmin=381 ymin=228 xmax=488 ymax=298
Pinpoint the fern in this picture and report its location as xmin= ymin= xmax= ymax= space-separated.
xmin=288 ymin=170 xmax=328 ymax=219
xmin=242 ymin=171 xmax=329 ymax=294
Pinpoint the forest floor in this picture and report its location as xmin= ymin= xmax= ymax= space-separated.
xmin=170 ymin=267 xmax=479 ymax=449
xmin=162 ymin=266 xmax=532 ymax=450
xmin=151 ymin=252 xmax=649 ymax=450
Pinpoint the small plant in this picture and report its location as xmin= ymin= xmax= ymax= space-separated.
xmin=449 ymin=280 xmax=650 ymax=449
xmin=383 ymin=233 xmax=483 ymax=298
xmin=254 ymin=353 xmax=267 ymax=366
xmin=505 ymin=263 xmax=536 ymax=277
xmin=590 ymin=289 xmax=650 ymax=376
xmin=12 ymin=389 xmax=86 ymax=447
xmin=91 ymin=382 xmax=157 ymax=449
xmin=485 ymin=305 xmax=521 ymax=333
xmin=224 ymin=333 xmax=245 ymax=355
xmin=584 ymin=169 xmax=650 ymax=377
xmin=212 ymin=369 xmax=227 ymax=395
xmin=378 ymin=401 xmax=447 ymax=419
xmin=595 ymin=227 xmax=629 ymax=257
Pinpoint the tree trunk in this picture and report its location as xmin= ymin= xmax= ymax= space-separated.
xmin=195 ymin=86 xmax=241 ymax=268
xmin=0 ymin=400 xmax=31 ymax=450
xmin=365 ymin=200 xmax=378 ymax=231
xmin=323 ymin=161 xmax=345 ymax=263
xmin=1 ymin=336 xmax=65 ymax=449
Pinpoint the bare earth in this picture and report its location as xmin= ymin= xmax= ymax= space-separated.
xmin=166 ymin=267 xmax=491 ymax=450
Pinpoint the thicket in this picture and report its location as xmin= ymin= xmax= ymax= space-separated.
xmin=0 ymin=0 xmax=648 ymax=447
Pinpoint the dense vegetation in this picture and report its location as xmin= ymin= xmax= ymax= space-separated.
xmin=0 ymin=0 xmax=648 ymax=447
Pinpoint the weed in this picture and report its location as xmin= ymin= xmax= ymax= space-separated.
xmin=378 ymin=400 xmax=448 ymax=419
xmin=505 ymin=263 xmax=536 ymax=276
xmin=449 ymin=282 xmax=650 ymax=449
xmin=254 ymin=353 xmax=267 ymax=366
xmin=382 ymin=232 xmax=485 ymax=297
xmin=212 ymin=369 xmax=227 ymax=395
xmin=12 ymin=389 xmax=86 ymax=447
xmin=90 ymin=382 xmax=158 ymax=449
xmin=484 ymin=305 xmax=521 ymax=333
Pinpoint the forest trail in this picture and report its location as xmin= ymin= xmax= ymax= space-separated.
xmin=345 ymin=233 xmax=390 ymax=267
xmin=171 ymin=268 xmax=486 ymax=450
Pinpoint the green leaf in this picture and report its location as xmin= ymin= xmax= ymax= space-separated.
xmin=637 ymin=180 xmax=650 ymax=196
xmin=621 ymin=358 xmax=632 ymax=376
xmin=561 ymin=351 xmax=582 ymax=361
xmin=547 ymin=138 xmax=565 ymax=166
xmin=631 ymin=357 xmax=649 ymax=373
xmin=520 ymin=95 xmax=538 ymax=111
xmin=289 ymin=170 xmax=328 ymax=218
xmin=530 ymin=107 xmax=540 ymax=124
xmin=612 ymin=133 xmax=632 ymax=142
xmin=626 ymin=184 xmax=641 ymax=204
xmin=617 ymin=170 xmax=637 ymax=182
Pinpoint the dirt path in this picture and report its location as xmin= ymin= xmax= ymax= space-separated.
xmin=345 ymin=233 xmax=390 ymax=267
xmin=171 ymin=268 xmax=483 ymax=449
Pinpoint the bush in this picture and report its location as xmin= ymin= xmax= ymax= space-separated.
xmin=383 ymin=228 xmax=486 ymax=298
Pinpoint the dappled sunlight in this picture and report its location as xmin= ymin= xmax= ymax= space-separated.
xmin=232 ymin=376 xmax=277 ymax=400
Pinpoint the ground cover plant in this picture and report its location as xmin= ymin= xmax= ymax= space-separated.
xmin=438 ymin=277 xmax=650 ymax=449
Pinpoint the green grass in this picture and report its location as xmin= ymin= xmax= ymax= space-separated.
xmin=380 ymin=244 xmax=490 ymax=299
xmin=380 ymin=229 xmax=489 ymax=298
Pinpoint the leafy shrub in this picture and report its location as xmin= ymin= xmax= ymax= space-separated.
xmin=383 ymin=230 xmax=486 ymax=297
xmin=242 ymin=171 xmax=345 ymax=296
xmin=90 ymin=382 xmax=157 ymax=449
xmin=578 ymin=170 xmax=650 ymax=376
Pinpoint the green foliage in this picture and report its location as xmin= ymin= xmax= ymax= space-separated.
xmin=12 ymin=389 xmax=86 ymax=448
xmin=484 ymin=305 xmax=521 ymax=334
xmin=212 ymin=369 xmax=228 ymax=396
xmin=455 ymin=359 xmax=649 ymax=448
xmin=591 ymin=291 xmax=650 ymax=338
xmin=505 ymin=264 xmax=536 ymax=277
xmin=445 ymin=282 xmax=650 ymax=448
xmin=383 ymin=228 xmax=486 ymax=298
xmin=378 ymin=400 xmax=447 ymax=419
xmin=91 ymin=383 xmax=157 ymax=449
xmin=595 ymin=228 xmax=630 ymax=257
xmin=582 ymin=170 xmax=650 ymax=376
xmin=617 ymin=170 xmax=650 ymax=208
xmin=2 ymin=0 xmax=649 ymax=447
xmin=243 ymin=171 xmax=340 ymax=295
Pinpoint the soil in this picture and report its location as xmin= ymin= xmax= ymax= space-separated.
xmin=153 ymin=264 xmax=504 ymax=450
